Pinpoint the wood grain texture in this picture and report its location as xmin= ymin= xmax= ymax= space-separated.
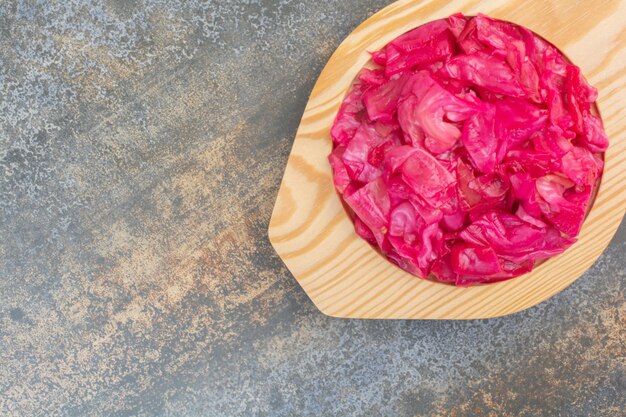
xmin=269 ymin=0 xmax=626 ymax=320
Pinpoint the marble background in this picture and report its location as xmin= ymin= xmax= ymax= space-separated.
xmin=1 ymin=1 xmax=624 ymax=416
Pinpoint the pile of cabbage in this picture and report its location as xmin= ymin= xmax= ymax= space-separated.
xmin=329 ymin=14 xmax=608 ymax=285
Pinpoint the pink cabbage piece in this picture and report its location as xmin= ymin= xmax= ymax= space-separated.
xmin=459 ymin=211 xmax=575 ymax=263
xmin=462 ymin=106 xmax=498 ymax=174
xmin=363 ymin=74 xmax=410 ymax=122
xmin=398 ymin=71 xmax=486 ymax=154
xmin=344 ymin=177 xmax=390 ymax=247
xmin=330 ymin=84 xmax=366 ymax=145
xmin=328 ymin=145 xmax=351 ymax=193
xmin=329 ymin=14 xmax=608 ymax=286
xmin=376 ymin=19 xmax=455 ymax=77
xmin=442 ymin=52 xmax=526 ymax=97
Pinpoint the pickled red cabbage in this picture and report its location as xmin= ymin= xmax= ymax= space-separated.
xmin=329 ymin=13 xmax=608 ymax=286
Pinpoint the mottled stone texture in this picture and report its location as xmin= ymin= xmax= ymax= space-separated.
xmin=0 ymin=1 xmax=623 ymax=416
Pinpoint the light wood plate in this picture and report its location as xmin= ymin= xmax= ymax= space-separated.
xmin=269 ymin=0 xmax=626 ymax=319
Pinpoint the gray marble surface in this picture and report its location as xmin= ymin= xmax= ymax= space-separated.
xmin=0 ymin=1 xmax=624 ymax=416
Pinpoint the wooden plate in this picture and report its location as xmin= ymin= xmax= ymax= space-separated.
xmin=269 ymin=0 xmax=626 ymax=319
